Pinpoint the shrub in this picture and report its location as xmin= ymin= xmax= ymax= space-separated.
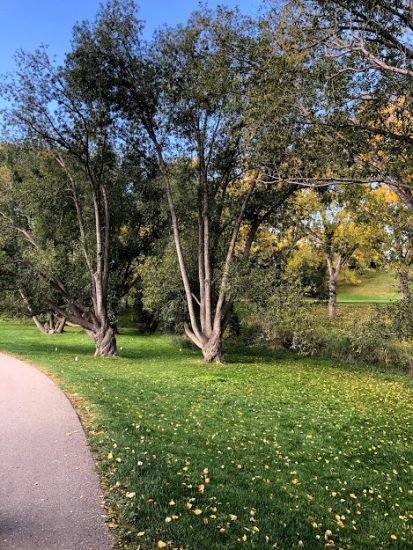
xmin=255 ymin=283 xmax=323 ymax=356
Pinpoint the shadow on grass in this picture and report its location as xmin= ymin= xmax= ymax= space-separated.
xmin=1 ymin=324 xmax=411 ymax=384
xmin=1 ymin=330 xmax=199 ymax=365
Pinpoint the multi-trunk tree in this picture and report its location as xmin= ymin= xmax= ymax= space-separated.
xmin=68 ymin=1 xmax=304 ymax=362
xmin=0 ymin=42 xmax=160 ymax=355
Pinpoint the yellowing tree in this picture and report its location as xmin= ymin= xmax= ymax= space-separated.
xmin=372 ymin=186 xmax=413 ymax=302
xmin=296 ymin=186 xmax=385 ymax=319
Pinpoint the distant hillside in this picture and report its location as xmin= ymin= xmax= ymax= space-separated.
xmin=338 ymin=270 xmax=400 ymax=303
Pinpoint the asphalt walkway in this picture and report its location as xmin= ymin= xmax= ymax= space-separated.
xmin=0 ymin=353 xmax=112 ymax=549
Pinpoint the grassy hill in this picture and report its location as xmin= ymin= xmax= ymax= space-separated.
xmin=338 ymin=270 xmax=400 ymax=303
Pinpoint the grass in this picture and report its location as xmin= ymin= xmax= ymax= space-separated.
xmin=0 ymin=320 xmax=412 ymax=549
xmin=338 ymin=271 xmax=400 ymax=303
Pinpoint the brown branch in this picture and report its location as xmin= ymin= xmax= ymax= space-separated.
xmin=213 ymin=169 xmax=259 ymax=331
xmin=55 ymin=153 xmax=93 ymax=275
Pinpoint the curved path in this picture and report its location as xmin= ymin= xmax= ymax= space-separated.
xmin=0 ymin=353 xmax=112 ymax=549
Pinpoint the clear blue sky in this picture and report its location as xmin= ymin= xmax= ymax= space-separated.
xmin=0 ymin=0 xmax=261 ymax=74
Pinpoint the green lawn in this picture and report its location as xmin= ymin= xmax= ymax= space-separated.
xmin=338 ymin=271 xmax=400 ymax=303
xmin=0 ymin=321 xmax=412 ymax=549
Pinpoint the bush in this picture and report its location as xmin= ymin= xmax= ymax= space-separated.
xmin=239 ymin=291 xmax=413 ymax=373
xmin=253 ymin=283 xmax=323 ymax=356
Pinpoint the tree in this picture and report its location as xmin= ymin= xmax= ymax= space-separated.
xmin=0 ymin=40 xmax=159 ymax=355
xmin=69 ymin=1 xmax=303 ymax=362
xmin=372 ymin=186 xmax=413 ymax=302
xmin=295 ymin=186 xmax=384 ymax=318
xmin=292 ymin=1 xmax=413 ymax=209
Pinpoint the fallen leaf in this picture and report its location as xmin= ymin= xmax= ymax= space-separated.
xmin=107 ymin=522 xmax=118 ymax=529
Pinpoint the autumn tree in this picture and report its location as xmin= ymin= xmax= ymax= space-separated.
xmin=372 ymin=186 xmax=413 ymax=302
xmin=285 ymin=1 xmax=413 ymax=209
xmin=295 ymin=186 xmax=385 ymax=318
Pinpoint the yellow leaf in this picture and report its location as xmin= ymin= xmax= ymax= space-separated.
xmin=107 ymin=451 xmax=113 ymax=460
xmin=157 ymin=541 xmax=167 ymax=548
xmin=107 ymin=521 xmax=118 ymax=529
xmin=242 ymin=534 xmax=248 ymax=541
xmin=390 ymin=535 xmax=398 ymax=540
xmin=125 ymin=491 xmax=136 ymax=499
xmin=193 ymin=508 xmax=202 ymax=515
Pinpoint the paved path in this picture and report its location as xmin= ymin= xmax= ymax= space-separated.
xmin=0 ymin=353 xmax=112 ymax=549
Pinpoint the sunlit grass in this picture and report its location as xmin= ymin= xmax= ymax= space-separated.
xmin=338 ymin=270 xmax=400 ymax=303
xmin=0 ymin=321 xmax=412 ymax=549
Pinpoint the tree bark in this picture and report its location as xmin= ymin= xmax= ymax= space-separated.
xmin=202 ymin=337 xmax=222 ymax=363
xmin=201 ymin=333 xmax=223 ymax=363
xmin=328 ymin=276 xmax=338 ymax=320
xmin=87 ymin=324 xmax=117 ymax=357
xmin=54 ymin=316 xmax=66 ymax=333
xmin=326 ymin=254 xmax=343 ymax=320
xmin=32 ymin=316 xmax=47 ymax=333
xmin=400 ymin=269 xmax=410 ymax=303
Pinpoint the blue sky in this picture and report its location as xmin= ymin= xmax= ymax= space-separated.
xmin=0 ymin=0 xmax=261 ymax=75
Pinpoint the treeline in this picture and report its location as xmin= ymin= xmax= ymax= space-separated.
xmin=1 ymin=0 xmax=413 ymax=361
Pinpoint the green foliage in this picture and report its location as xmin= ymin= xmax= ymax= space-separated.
xmin=257 ymin=282 xmax=322 ymax=356
xmin=388 ymin=299 xmax=413 ymax=341
xmin=141 ymin=242 xmax=188 ymax=331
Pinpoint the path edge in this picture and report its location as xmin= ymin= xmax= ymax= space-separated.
xmin=0 ymin=351 xmax=115 ymax=548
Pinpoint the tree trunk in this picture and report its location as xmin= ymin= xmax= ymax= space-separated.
xmin=328 ymin=276 xmax=337 ymax=319
xmin=88 ymin=324 xmax=117 ymax=357
xmin=32 ymin=316 xmax=47 ymax=333
xmin=400 ymin=270 xmax=410 ymax=302
xmin=201 ymin=333 xmax=223 ymax=363
xmin=54 ymin=317 xmax=66 ymax=333
xmin=43 ymin=312 xmax=66 ymax=333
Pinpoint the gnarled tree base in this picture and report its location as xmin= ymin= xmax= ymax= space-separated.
xmin=184 ymin=323 xmax=224 ymax=363
xmin=87 ymin=325 xmax=117 ymax=357
xmin=32 ymin=315 xmax=66 ymax=334
xmin=201 ymin=337 xmax=223 ymax=363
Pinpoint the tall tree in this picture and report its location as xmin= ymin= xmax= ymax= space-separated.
xmin=0 ymin=39 xmax=158 ymax=355
xmin=70 ymin=1 xmax=302 ymax=362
